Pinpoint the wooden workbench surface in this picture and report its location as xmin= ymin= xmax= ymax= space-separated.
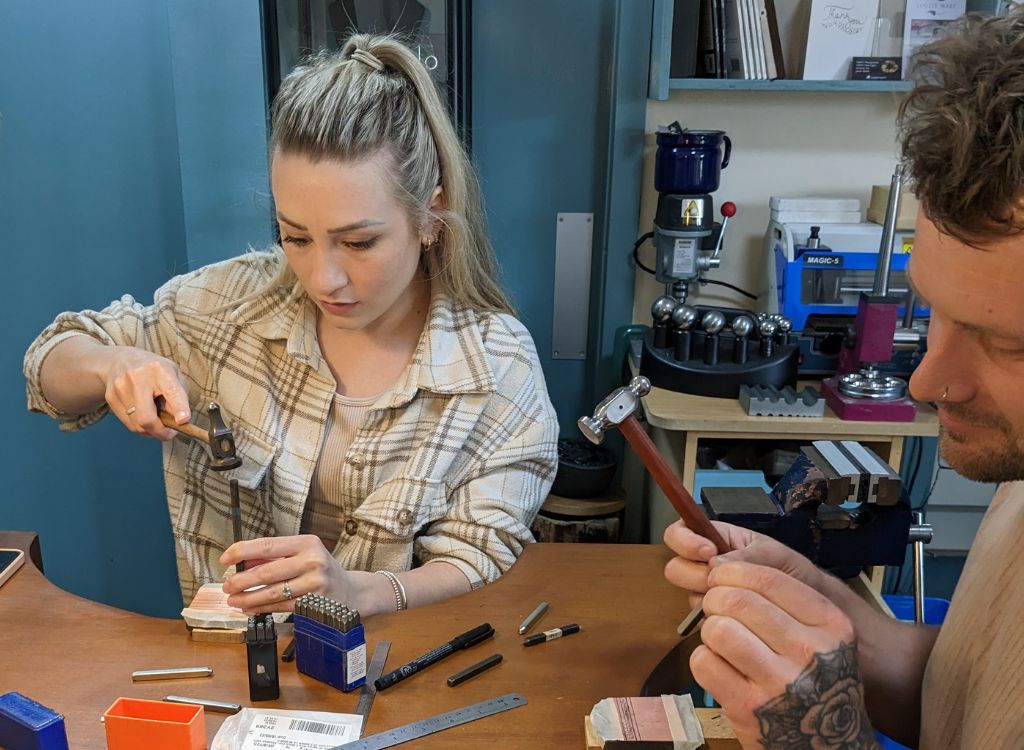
xmin=0 ymin=532 xmax=693 ymax=749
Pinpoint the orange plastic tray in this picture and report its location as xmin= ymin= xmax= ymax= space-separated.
xmin=103 ymin=697 xmax=205 ymax=750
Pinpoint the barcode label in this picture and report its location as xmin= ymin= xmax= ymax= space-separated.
xmin=241 ymin=711 xmax=359 ymax=749
xmin=287 ymin=720 xmax=347 ymax=736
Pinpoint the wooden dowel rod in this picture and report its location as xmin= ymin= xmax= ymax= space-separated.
xmin=619 ymin=415 xmax=729 ymax=555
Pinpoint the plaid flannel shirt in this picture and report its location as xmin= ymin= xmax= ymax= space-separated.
xmin=24 ymin=253 xmax=559 ymax=604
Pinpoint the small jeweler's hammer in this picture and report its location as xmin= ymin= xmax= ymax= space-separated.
xmin=579 ymin=376 xmax=729 ymax=555
xmin=159 ymin=402 xmax=247 ymax=570
xmin=159 ymin=402 xmax=241 ymax=471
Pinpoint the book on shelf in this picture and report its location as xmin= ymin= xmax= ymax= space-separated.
xmin=716 ymin=0 xmax=728 ymax=77
xmin=696 ymin=0 xmax=722 ymax=77
xmin=740 ymin=0 xmax=758 ymax=78
xmin=763 ymin=0 xmax=787 ymax=78
xmin=724 ymin=0 xmax=751 ymax=78
xmin=670 ymin=0 xmax=701 ymax=78
xmin=688 ymin=0 xmax=785 ymax=81
xmin=902 ymin=0 xmax=966 ymax=71
xmin=749 ymin=0 xmax=769 ymax=78
xmin=802 ymin=0 xmax=878 ymax=80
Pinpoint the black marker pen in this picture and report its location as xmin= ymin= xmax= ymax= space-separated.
xmin=375 ymin=623 xmax=493 ymax=690
xmin=522 ymin=623 xmax=580 ymax=647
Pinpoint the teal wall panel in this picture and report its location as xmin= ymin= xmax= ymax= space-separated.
xmin=166 ymin=0 xmax=274 ymax=270
xmin=2 ymin=1 xmax=269 ymax=616
xmin=472 ymin=1 xmax=648 ymax=435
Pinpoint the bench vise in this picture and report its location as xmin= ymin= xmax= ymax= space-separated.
xmin=701 ymin=440 xmax=910 ymax=577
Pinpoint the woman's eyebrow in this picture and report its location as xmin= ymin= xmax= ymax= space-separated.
xmin=276 ymin=212 xmax=384 ymax=234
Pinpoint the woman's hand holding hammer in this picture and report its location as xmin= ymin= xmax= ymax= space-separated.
xmin=101 ymin=346 xmax=191 ymax=440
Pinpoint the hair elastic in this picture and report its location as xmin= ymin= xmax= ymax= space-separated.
xmin=350 ymin=48 xmax=386 ymax=72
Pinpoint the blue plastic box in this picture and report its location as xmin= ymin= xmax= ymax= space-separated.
xmin=0 ymin=692 xmax=69 ymax=750
xmin=293 ymin=614 xmax=367 ymax=692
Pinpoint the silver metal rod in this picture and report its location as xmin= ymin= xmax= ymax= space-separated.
xmin=872 ymin=165 xmax=904 ymax=297
xmin=912 ymin=511 xmax=926 ymax=624
xmin=164 ymin=695 xmax=241 ymax=714
xmin=131 ymin=667 xmax=213 ymax=682
xmin=902 ymin=288 xmax=918 ymax=329
xmin=517 ymin=601 xmax=550 ymax=635
xmin=839 ymin=286 xmax=910 ymax=296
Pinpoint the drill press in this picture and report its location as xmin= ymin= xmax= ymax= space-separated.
xmin=637 ymin=124 xmax=799 ymax=398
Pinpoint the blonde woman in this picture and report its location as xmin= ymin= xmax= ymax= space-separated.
xmin=24 ymin=35 xmax=558 ymax=617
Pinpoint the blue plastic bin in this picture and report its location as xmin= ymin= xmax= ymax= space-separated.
xmin=875 ymin=595 xmax=950 ymax=749
xmin=882 ymin=595 xmax=950 ymax=626
xmin=693 ymin=469 xmax=772 ymax=505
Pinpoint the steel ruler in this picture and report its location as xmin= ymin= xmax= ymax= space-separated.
xmin=334 ymin=693 xmax=527 ymax=750
xmin=354 ymin=640 xmax=391 ymax=726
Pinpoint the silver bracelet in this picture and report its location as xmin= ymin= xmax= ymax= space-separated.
xmin=375 ymin=570 xmax=407 ymax=612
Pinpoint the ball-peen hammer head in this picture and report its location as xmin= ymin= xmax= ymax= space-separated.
xmin=578 ymin=376 xmax=651 ymax=444
xmin=206 ymin=402 xmax=242 ymax=471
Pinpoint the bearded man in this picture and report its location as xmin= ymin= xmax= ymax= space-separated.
xmin=662 ymin=10 xmax=1024 ymax=749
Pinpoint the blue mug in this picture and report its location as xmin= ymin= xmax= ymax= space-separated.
xmin=655 ymin=129 xmax=732 ymax=195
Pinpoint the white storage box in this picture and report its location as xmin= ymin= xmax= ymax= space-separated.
xmin=769 ymin=196 xmax=863 ymax=225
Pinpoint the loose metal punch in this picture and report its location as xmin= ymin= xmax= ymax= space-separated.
xmin=158 ymin=402 xmax=246 ymax=569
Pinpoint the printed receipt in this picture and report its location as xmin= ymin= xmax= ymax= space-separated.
xmin=212 ymin=708 xmax=363 ymax=750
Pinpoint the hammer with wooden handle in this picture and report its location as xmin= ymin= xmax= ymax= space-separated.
xmin=158 ymin=402 xmax=241 ymax=471
xmin=158 ymin=401 xmax=246 ymax=569
xmin=579 ymin=376 xmax=729 ymax=555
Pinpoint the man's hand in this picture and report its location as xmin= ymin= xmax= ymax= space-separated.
xmin=663 ymin=520 xmax=827 ymax=610
xmin=693 ymin=561 xmax=879 ymax=750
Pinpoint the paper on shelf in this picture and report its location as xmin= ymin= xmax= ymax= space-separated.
xmin=802 ymin=0 xmax=878 ymax=80
xmin=902 ymin=0 xmax=966 ymax=69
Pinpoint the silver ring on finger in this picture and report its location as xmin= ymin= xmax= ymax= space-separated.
xmin=125 ymin=405 xmax=137 ymax=416
xmin=282 ymin=582 xmax=293 ymax=600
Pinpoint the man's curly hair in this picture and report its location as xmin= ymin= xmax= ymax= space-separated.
xmin=899 ymin=9 xmax=1024 ymax=243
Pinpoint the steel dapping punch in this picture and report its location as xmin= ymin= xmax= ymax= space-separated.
xmin=246 ymin=614 xmax=280 ymax=701
xmin=281 ymin=638 xmax=296 ymax=662
xmin=579 ymin=376 xmax=729 ymax=555
xmin=517 ymin=601 xmax=549 ymax=635
xmin=447 ymin=654 xmax=503 ymax=687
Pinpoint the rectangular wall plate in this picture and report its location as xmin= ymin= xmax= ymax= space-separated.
xmin=552 ymin=213 xmax=594 ymax=360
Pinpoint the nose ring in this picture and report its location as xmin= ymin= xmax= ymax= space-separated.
xmin=941 ymin=386 xmax=949 ymax=401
